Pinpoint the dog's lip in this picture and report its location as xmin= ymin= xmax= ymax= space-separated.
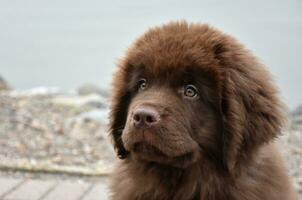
xmin=132 ymin=142 xmax=167 ymax=157
xmin=124 ymin=129 xmax=157 ymax=150
xmin=132 ymin=142 xmax=200 ymax=168
xmin=132 ymin=141 xmax=198 ymax=160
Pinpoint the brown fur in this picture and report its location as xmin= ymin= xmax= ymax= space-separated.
xmin=108 ymin=21 xmax=298 ymax=200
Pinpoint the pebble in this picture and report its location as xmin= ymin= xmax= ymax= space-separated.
xmin=77 ymin=83 xmax=109 ymax=97
xmin=0 ymin=75 xmax=10 ymax=91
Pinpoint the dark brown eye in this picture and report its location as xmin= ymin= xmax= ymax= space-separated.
xmin=184 ymin=85 xmax=198 ymax=98
xmin=138 ymin=78 xmax=147 ymax=91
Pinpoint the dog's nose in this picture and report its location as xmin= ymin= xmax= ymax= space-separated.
xmin=133 ymin=107 xmax=160 ymax=128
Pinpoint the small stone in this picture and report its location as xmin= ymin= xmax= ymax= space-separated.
xmin=72 ymin=149 xmax=79 ymax=155
xmin=77 ymin=83 xmax=108 ymax=97
xmin=29 ymin=159 xmax=37 ymax=165
xmin=52 ymin=155 xmax=62 ymax=163
xmin=0 ymin=75 xmax=10 ymax=92
xmin=15 ymin=142 xmax=26 ymax=153
xmin=54 ymin=125 xmax=64 ymax=135
xmin=83 ymin=145 xmax=92 ymax=153
xmin=31 ymin=119 xmax=43 ymax=129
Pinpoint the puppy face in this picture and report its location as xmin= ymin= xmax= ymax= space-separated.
xmin=110 ymin=22 xmax=284 ymax=172
xmin=121 ymin=65 xmax=222 ymax=167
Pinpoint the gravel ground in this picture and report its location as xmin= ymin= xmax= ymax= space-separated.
xmin=281 ymin=107 xmax=302 ymax=196
xmin=278 ymin=131 xmax=302 ymax=197
xmin=0 ymin=85 xmax=301 ymax=197
xmin=0 ymin=88 xmax=115 ymax=176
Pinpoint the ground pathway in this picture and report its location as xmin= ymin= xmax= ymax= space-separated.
xmin=0 ymin=176 xmax=109 ymax=200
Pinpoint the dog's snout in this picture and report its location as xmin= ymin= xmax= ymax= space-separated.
xmin=133 ymin=107 xmax=160 ymax=128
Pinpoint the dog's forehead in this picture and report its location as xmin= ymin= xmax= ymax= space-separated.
xmin=125 ymin=53 xmax=221 ymax=86
xmin=127 ymin=42 xmax=217 ymax=72
xmin=120 ymin=22 xmax=234 ymax=87
xmin=125 ymin=44 xmax=220 ymax=81
xmin=124 ymin=29 xmax=225 ymax=79
xmin=135 ymin=64 xmax=201 ymax=80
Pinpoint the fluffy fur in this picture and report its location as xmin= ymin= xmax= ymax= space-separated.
xmin=108 ymin=21 xmax=298 ymax=200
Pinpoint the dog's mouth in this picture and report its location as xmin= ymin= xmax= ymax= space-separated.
xmin=133 ymin=142 xmax=167 ymax=158
xmin=122 ymin=124 xmax=201 ymax=168
xmin=131 ymin=142 xmax=199 ymax=168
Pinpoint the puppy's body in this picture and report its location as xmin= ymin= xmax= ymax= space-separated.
xmin=109 ymin=22 xmax=298 ymax=200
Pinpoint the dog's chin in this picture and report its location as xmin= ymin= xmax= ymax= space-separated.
xmin=131 ymin=142 xmax=200 ymax=168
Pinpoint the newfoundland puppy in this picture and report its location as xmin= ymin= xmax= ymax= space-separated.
xmin=108 ymin=21 xmax=298 ymax=200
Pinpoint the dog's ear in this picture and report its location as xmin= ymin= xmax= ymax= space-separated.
xmin=109 ymin=64 xmax=133 ymax=159
xmin=218 ymin=49 xmax=285 ymax=174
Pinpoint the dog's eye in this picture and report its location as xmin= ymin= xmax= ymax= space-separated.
xmin=137 ymin=78 xmax=147 ymax=91
xmin=184 ymin=85 xmax=198 ymax=98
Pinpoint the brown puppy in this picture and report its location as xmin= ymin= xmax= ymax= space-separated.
xmin=108 ymin=21 xmax=298 ymax=200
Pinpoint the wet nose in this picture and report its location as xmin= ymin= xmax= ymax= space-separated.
xmin=133 ymin=107 xmax=160 ymax=128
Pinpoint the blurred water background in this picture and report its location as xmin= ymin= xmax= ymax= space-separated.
xmin=0 ymin=0 xmax=301 ymax=109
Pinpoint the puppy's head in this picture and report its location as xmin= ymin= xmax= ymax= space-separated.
xmin=109 ymin=22 xmax=285 ymax=171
